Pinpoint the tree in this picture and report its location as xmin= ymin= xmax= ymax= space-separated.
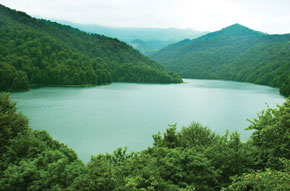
xmin=247 ymin=98 xmax=290 ymax=169
xmin=222 ymin=158 xmax=290 ymax=191
xmin=0 ymin=93 xmax=83 ymax=191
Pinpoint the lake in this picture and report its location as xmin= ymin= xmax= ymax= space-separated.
xmin=11 ymin=79 xmax=285 ymax=162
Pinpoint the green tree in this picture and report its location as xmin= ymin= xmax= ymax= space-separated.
xmin=247 ymin=98 xmax=290 ymax=169
xmin=222 ymin=158 xmax=290 ymax=191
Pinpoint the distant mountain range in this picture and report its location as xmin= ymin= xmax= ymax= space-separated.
xmin=57 ymin=21 xmax=207 ymax=55
xmin=150 ymin=24 xmax=290 ymax=97
xmin=0 ymin=4 xmax=182 ymax=90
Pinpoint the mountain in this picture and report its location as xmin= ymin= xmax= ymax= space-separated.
xmin=57 ymin=21 xmax=207 ymax=55
xmin=129 ymin=39 xmax=176 ymax=55
xmin=129 ymin=39 xmax=184 ymax=55
xmin=151 ymin=24 xmax=290 ymax=97
xmin=0 ymin=4 xmax=182 ymax=91
xmin=57 ymin=21 xmax=205 ymax=42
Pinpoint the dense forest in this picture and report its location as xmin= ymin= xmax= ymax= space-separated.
xmin=0 ymin=4 xmax=182 ymax=91
xmin=1 ymin=93 xmax=289 ymax=191
xmin=150 ymin=24 xmax=290 ymax=97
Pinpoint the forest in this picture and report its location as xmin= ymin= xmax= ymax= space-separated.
xmin=1 ymin=93 xmax=289 ymax=191
xmin=150 ymin=24 xmax=290 ymax=97
xmin=0 ymin=4 xmax=182 ymax=91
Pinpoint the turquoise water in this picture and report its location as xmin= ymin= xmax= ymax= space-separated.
xmin=11 ymin=79 xmax=285 ymax=162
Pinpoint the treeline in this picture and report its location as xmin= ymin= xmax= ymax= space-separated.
xmin=0 ymin=4 xmax=182 ymax=91
xmin=1 ymin=93 xmax=289 ymax=191
xmin=150 ymin=24 xmax=290 ymax=97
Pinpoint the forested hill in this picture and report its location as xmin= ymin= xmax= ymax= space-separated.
xmin=0 ymin=4 xmax=182 ymax=91
xmin=150 ymin=24 xmax=290 ymax=97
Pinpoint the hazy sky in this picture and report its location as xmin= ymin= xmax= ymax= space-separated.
xmin=1 ymin=0 xmax=290 ymax=34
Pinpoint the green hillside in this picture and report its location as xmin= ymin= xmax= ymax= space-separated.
xmin=0 ymin=4 xmax=182 ymax=91
xmin=150 ymin=24 xmax=290 ymax=97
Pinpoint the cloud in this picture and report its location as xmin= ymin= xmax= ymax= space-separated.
xmin=0 ymin=0 xmax=289 ymax=34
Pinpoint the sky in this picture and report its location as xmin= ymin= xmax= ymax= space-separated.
xmin=0 ymin=0 xmax=290 ymax=34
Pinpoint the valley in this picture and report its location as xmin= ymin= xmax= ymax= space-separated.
xmin=0 ymin=1 xmax=289 ymax=191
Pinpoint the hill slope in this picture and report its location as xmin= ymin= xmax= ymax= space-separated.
xmin=151 ymin=24 xmax=290 ymax=97
xmin=0 ymin=4 xmax=182 ymax=90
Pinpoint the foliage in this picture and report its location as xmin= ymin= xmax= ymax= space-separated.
xmin=0 ymin=4 xmax=182 ymax=91
xmin=151 ymin=24 xmax=290 ymax=97
xmin=222 ymin=158 xmax=290 ymax=191
xmin=247 ymin=98 xmax=290 ymax=169
xmin=280 ymin=77 xmax=290 ymax=98
xmin=0 ymin=93 xmax=28 ymax=166
xmin=0 ymin=93 xmax=84 ymax=191
xmin=0 ymin=62 xmax=29 ymax=90
xmin=152 ymin=123 xmax=254 ymax=190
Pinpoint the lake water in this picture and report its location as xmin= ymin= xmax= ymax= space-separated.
xmin=11 ymin=79 xmax=285 ymax=162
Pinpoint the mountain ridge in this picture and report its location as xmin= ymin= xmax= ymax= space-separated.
xmin=56 ymin=20 xmax=205 ymax=41
xmin=56 ymin=20 xmax=207 ymax=55
xmin=150 ymin=24 xmax=290 ymax=97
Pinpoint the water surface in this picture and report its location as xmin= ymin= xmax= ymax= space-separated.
xmin=11 ymin=79 xmax=285 ymax=162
